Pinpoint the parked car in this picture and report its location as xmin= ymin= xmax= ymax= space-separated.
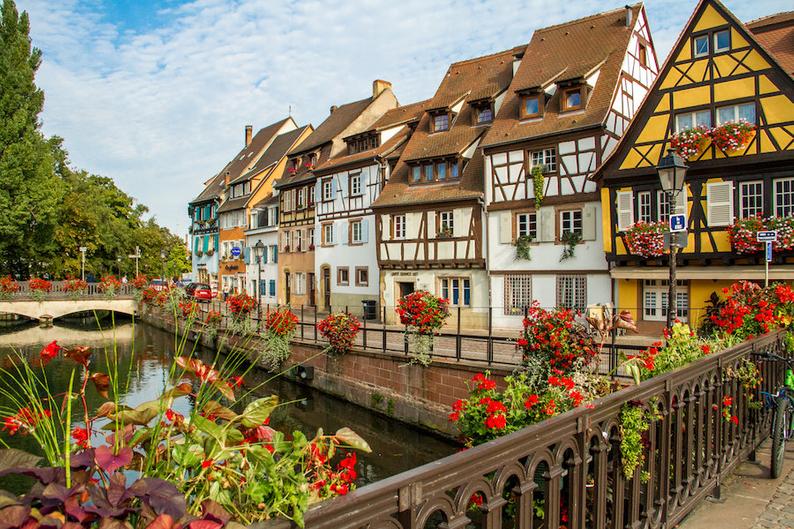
xmin=185 ymin=282 xmax=213 ymax=302
xmin=150 ymin=279 xmax=168 ymax=292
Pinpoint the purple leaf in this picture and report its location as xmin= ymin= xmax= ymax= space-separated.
xmin=0 ymin=505 xmax=30 ymax=529
xmin=106 ymin=472 xmax=127 ymax=507
xmin=95 ymin=446 xmax=133 ymax=474
xmin=0 ymin=466 xmax=64 ymax=484
xmin=127 ymin=478 xmax=186 ymax=519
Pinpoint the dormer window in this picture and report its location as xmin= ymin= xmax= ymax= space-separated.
xmin=347 ymin=133 xmax=379 ymax=154
xmin=432 ymin=113 xmax=450 ymax=132
xmin=289 ymin=158 xmax=299 ymax=174
xmin=561 ymin=87 xmax=583 ymax=112
xmin=409 ymin=158 xmax=460 ymax=185
xmin=304 ymin=154 xmax=316 ymax=170
xmin=472 ymin=101 xmax=493 ymax=124
xmin=520 ymin=94 xmax=543 ymax=119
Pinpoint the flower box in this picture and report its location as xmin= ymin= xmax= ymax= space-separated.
xmin=731 ymin=216 xmax=794 ymax=254
xmin=670 ymin=125 xmax=710 ymax=160
xmin=622 ymin=221 xmax=667 ymax=258
xmin=711 ymin=120 xmax=755 ymax=154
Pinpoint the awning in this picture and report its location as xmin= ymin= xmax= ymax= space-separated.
xmin=610 ymin=266 xmax=794 ymax=281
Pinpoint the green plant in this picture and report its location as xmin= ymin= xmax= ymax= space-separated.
xmin=371 ymin=392 xmax=383 ymax=407
xmin=531 ymin=164 xmax=544 ymax=207
xmin=317 ymin=312 xmax=361 ymax=356
xmin=514 ymin=234 xmax=532 ymax=261
xmin=726 ymin=357 xmax=763 ymax=409
xmin=260 ymin=307 xmax=299 ymax=370
xmin=559 ymin=231 xmax=582 ymax=262
xmin=619 ymin=402 xmax=651 ymax=480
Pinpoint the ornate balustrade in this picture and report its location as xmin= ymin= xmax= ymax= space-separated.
xmin=2 ymin=281 xmax=136 ymax=299
xmin=264 ymin=330 xmax=787 ymax=529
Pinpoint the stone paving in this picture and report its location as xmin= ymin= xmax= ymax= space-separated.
xmin=750 ymin=466 xmax=794 ymax=529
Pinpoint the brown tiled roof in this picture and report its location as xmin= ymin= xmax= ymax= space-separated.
xmin=274 ymin=143 xmax=333 ymax=189
xmin=315 ymin=126 xmax=412 ymax=175
xmin=747 ymin=11 xmax=794 ymax=75
xmin=189 ymin=117 xmax=291 ymax=203
xmin=216 ymin=195 xmax=247 ymax=213
xmin=370 ymin=99 xmax=432 ymax=130
xmin=372 ymin=49 xmax=516 ymax=208
xmin=233 ymin=125 xmax=312 ymax=184
xmin=288 ymin=97 xmax=374 ymax=156
xmin=482 ymin=4 xmax=643 ymax=149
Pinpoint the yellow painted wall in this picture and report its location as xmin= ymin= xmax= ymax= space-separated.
xmin=601 ymin=188 xmax=612 ymax=253
xmin=617 ymin=279 xmax=640 ymax=315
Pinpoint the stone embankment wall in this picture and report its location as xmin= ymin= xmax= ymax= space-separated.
xmin=139 ymin=308 xmax=511 ymax=437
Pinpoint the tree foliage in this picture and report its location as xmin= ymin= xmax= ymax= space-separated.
xmin=0 ymin=0 xmax=187 ymax=280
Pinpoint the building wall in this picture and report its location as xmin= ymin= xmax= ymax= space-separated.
xmin=244 ymin=228 xmax=279 ymax=306
xmin=219 ymin=225 xmax=246 ymax=293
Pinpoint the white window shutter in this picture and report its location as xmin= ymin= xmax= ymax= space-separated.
xmin=616 ymin=191 xmax=634 ymax=231
xmin=498 ymin=211 xmax=511 ymax=244
xmin=382 ymin=216 xmax=391 ymax=241
xmin=361 ymin=219 xmax=369 ymax=243
xmin=453 ymin=209 xmax=465 ymax=237
xmin=676 ymin=185 xmax=688 ymax=215
xmin=582 ymin=203 xmax=597 ymax=241
xmin=338 ymin=220 xmax=347 ymax=245
xmin=706 ymin=181 xmax=733 ymax=227
xmin=426 ymin=212 xmax=436 ymax=238
xmin=539 ymin=207 xmax=555 ymax=242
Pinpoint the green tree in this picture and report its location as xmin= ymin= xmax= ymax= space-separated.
xmin=0 ymin=0 xmax=63 ymax=277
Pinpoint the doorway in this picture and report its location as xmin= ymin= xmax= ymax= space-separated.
xmin=322 ymin=267 xmax=331 ymax=310
xmin=398 ymin=281 xmax=415 ymax=300
xmin=285 ymin=272 xmax=291 ymax=305
xmin=308 ymin=272 xmax=316 ymax=307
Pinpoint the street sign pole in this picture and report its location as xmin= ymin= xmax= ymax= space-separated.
xmin=756 ymin=231 xmax=777 ymax=288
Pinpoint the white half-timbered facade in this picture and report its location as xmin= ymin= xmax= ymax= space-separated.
xmin=481 ymin=3 xmax=659 ymax=327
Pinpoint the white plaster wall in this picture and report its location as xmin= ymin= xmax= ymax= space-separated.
xmin=381 ymin=268 xmax=490 ymax=316
xmin=315 ymin=214 xmax=380 ymax=299
xmin=245 ymin=229 xmax=279 ymax=305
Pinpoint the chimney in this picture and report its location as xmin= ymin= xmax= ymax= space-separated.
xmin=372 ymin=79 xmax=392 ymax=98
xmin=245 ymin=125 xmax=252 ymax=146
xmin=625 ymin=5 xmax=633 ymax=28
xmin=330 ymin=105 xmax=338 ymax=114
xmin=224 ymin=170 xmax=231 ymax=186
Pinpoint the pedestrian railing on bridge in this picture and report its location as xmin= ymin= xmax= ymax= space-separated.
xmin=1 ymin=281 xmax=136 ymax=300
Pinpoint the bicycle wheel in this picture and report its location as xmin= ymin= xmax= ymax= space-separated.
xmin=771 ymin=396 xmax=789 ymax=479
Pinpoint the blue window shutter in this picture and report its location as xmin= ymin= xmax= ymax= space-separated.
xmin=269 ymin=280 xmax=276 ymax=296
xmin=331 ymin=179 xmax=337 ymax=198
xmin=262 ymin=247 xmax=268 ymax=264
xmin=213 ymin=234 xmax=219 ymax=251
xmin=314 ymin=182 xmax=321 ymax=203
xmin=193 ymin=237 xmax=199 ymax=253
xmin=361 ymin=219 xmax=369 ymax=243
xmin=272 ymin=246 xmax=278 ymax=263
xmin=244 ymin=247 xmax=251 ymax=264
xmin=203 ymin=235 xmax=209 ymax=252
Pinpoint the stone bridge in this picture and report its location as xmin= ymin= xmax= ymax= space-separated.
xmin=0 ymin=322 xmax=135 ymax=347
xmin=0 ymin=297 xmax=137 ymax=323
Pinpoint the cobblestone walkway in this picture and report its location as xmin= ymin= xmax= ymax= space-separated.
xmin=750 ymin=466 xmax=794 ymax=529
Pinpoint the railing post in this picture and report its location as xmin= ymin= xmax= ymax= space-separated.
xmin=382 ymin=305 xmax=387 ymax=353
xmin=300 ymin=305 xmax=305 ymax=339
xmin=456 ymin=306 xmax=462 ymax=361
xmin=362 ymin=311 xmax=367 ymax=350
xmin=313 ymin=304 xmax=318 ymax=341
xmin=487 ymin=307 xmax=493 ymax=365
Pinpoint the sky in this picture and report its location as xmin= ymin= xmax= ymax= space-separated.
xmin=17 ymin=0 xmax=791 ymax=235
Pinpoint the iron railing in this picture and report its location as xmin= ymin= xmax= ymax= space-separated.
xmin=1 ymin=281 xmax=136 ymax=299
xmin=260 ymin=329 xmax=787 ymax=529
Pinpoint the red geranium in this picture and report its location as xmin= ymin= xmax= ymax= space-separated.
xmin=517 ymin=302 xmax=597 ymax=374
xmin=63 ymin=278 xmax=88 ymax=293
xmin=623 ymin=221 xmax=667 ymax=258
xmin=99 ymin=275 xmax=122 ymax=293
xmin=265 ymin=307 xmax=298 ymax=337
xmin=0 ymin=275 xmax=20 ymax=295
xmin=317 ymin=312 xmax=361 ymax=355
xmin=227 ymin=292 xmax=257 ymax=315
xmin=396 ymin=290 xmax=450 ymax=335
xmin=29 ymin=278 xmax=52 ymax=292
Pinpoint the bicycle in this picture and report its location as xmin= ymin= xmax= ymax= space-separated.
xmin=758 ymin=352 xmax=794 ymax=478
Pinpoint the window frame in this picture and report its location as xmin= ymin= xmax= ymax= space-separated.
xmin=392 ymin=214 xmax=406 ymax=240
xmin=503 ymin=274 xmax=532 ymax=316
xmin=297 ymin=187 xmax=306 ymax=209
xmin=349 ymin=172 xmax=363 ymax=197
xmin=337 ymin=267 xmax=349 ymax=287
xmin=440 ymin=277 xmax=471 ymax=307
xmin=321 ymin=222 xmax=334 ymax=246
xmin=514 ymin=210 xmax=538 ymax=241
xmin=638 ymin=43 xmax=648 ymax=67
xmin=438 ymin=211 xmax=454 ymax=237
xmin=556 ymin=274 xmax=587 ymax=310
xmin=529 ymin=147 xmax=558 ymax=174
xmin=774 ymin=177 xmax=794 ymax=217
xmin=431 ymin=112 xmax=450 ymax=133
xmin=693 ymin=33 xmax=710 ymax=58
xmin=409 ymin=159 xmax=460 ymax=185
xmin=561 ymin=86 xmax=584 ymax=112
xmin=473 ymin=102 xmax=494 ymax=124
xmin=350 ymin=219 xmax=363 ymax=245
xmin=739 ymin=180 xmax=764 ymax=219
xmin=637 ymin=191 xmax=652 ymax=223
xmin=557 ymin=208 xmax=583 ymax=240
xmin=716 ymin=101 xmax=756 ymax=126
xmin=675 ymin=109 xmax=712 ymax=132
xmin=520 ymin=94 xmax=543 ymax=119
xmin=713 ymin=29 xmax=731 ymax=53
xmin=355 ymin=267 xmax=369 ymax=287
xmin=322 ymin=178 xmax=333 ymax=202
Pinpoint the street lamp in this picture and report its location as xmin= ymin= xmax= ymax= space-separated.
xmin=160 ymin=249 xmax=167 ymax=284
xmin=79 ymin=246 xmax=87 ymax=282
xmin=254 ymin=240 xmax=265 ymax=310
xmin=116 ymin=257 xmax=122 ymax=277
xmin=656 ymin=148 xmax=688 ymax=329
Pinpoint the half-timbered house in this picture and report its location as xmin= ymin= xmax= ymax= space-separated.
xmin=274 ymin=81 xmax=398 ymax=307
xmin=313 ymin=100 xmax=429 ymax=311
xmin=481 ymin=3 xmax=659 ymax=327
xmin=372 ymin=49 xmax=520 ymax=327
xmin=593 ymin=0 xmax=794 ymax=334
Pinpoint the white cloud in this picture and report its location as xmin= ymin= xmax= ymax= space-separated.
xmin=17 ymin=0 xmax=790 ymax=234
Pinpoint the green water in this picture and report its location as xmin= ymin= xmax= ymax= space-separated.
xmin=0 ymin=317 xmax=456 ymax=492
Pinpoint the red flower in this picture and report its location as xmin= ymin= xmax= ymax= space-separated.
xmin=40 ymin=340 xmax=62 ymax=363
xmin=201 ymin=459 xmax=214 ymax=469
xmin=71 ymin=427 xmax=89 ymax=448
xmin=448 ymin=411 xmax=460 ymax=422
xmin=730 ymin=415 xmax=739 ymax=425
xmin=228 ymin=375 xmax=244 ymax=388
xmin=524 ymin=394 xmax=539 ymax=409
xmin=701 ymin=344 xmax=711 ymax=355
xmin=485 ymin=413 xmax=507 ymax=430
xmin=722 ymin=396 xmax=733 ymax=407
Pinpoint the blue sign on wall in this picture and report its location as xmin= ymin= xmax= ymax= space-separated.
xmin=231 ymin=246 xmax=242 ymax=258
xmin=766 ymin=241 xmax=773 ymax=263
xmin=669 ymin=214 xmax=686 ymax=233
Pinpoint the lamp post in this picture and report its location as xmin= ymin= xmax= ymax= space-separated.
xmin=656 ymin=148 xmax=688 ymax=329
xmin=116 ymin=257 xmax=122 ymax=277
xmin=254 ymin=240 xmax=265 ymax=311
xmin=160 ymin=249 xmax=167 ymax=284
xmin=79 ymin=246 xmax=87 ymax=282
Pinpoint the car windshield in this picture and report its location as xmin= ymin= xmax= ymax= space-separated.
xmin=195 ymin=284 xmax=210 ymax=290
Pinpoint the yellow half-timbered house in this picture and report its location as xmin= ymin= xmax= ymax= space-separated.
xmin=593 ymin=0 xmax=794 ymax=334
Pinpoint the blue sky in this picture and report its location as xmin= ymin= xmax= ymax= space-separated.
xmin=17 ymin=0 xmax=791 ymax=234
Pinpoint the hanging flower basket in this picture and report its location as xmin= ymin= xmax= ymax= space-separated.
xmin=710 ymin=120 xmax=755 ymax=154
xmin=768 ymin=216 xmax=794 ymax=251
xmin=622 ymin=221 xmax=667 ymax=258
xmin=396 ymin=290 xmax=450 ymax=366
xmin=317 ymin=312 xmax=361 ymax=356
xmin=669 ymin=125 xmax=710 ymax=160
xmin=729 ymin=216 xmax=765 ymax=254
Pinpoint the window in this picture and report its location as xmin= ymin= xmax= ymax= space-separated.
xmin=438 ymin=211 xmax=454 ymax=236
xmin=694 ymin=34 xmax=709 ymax=57
xmin=424 ymin=164 xmax=434 ymax=182
xmin=432 ymin=113 xmax=449 ymax=132
xmin=337 ymin=267 xmax=349 ymax=286
xmin=281 ymin=232 xmax=290 ymax=252
xmin=675 ymin=109 xmax=711 ymax=132
xmin=269 ymin=280 xmax=276 ymax=297
xmin=297 ymin=187 xmax=306 ymax=209
xmin=559 ymin=209 xmax=583 ymax=237
xmin=556 ymin=275 xmax=587 ymax=310
xmin=270 ymin=245 xmax=278 ymax=263
xmin=437 ymin=162 xmax=447 ymax=181
xmin=739 ymin=181 xmax=763 ymax=218
xmin=451 ymin=161 xmax=459 ymax=178
xmin=521 ymin=95 xmax=542 ymax=118
xmin=714 ymin=29 xmax=730 ymax=52
xmin=296 ymin=229 xmax=304 ymax=252
xmin=638 ymin=43 xmax=648 ymax=67
xmin=774 ymin=177 xmax=794 ymax=217
xmin=413 ymin=160 xmax=459 ymax=184
xmin=657 ymin=190 xmax=670 ymax=222
xmin=476 ymin=105 xmax=493 ymax=124
xmin=393 ymin=214 xmax=406 ymax=239
xmin=294 ymin=273 xmax=306 ymax=295
xmin=530 ymin=148 xmax=557 ymax=173
xmin=355 ymin=267 xmax=369 ymax=287
xmin=562 ymin=87 xmax=583 ymax=111
xmin=283 ymin=189 xmax=294 ymax=212
xmin=322 ymin=223 xmax=334 ymax=245
xmin=308 ymin=228 xmax=315 ymax=249
xmin=643 ymin=280 xmax=688 ymax=321
xmin=350 ymin=220 xmax=363 ymax=244
xmin=350 ymin=173 xmax=362 ymax=196
xmin=348 ymin=133 xmax=378 ymax=154
xmin=717 ymin=102 xmax=756 ymax=125
xmin=440 ymin=277 xmax=471 ymax=307
xmin=516 ymin=212 xmax=537 ymax=240
xmin=638 ymin=191 xmax=652 ymax=223
xmin=322 ymin=179 xmax=333 ymax=201
xmin=504 ymin=274 xmax=532 ymax=315
xmin=412 ymin=166 xmax=421 ymax=183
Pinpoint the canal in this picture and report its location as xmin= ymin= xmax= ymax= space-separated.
xmin=0 ymin=316 xmax=457 ymax=492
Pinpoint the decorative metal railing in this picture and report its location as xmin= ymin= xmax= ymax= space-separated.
xmin=261 ymin=330 xmax=787 ymax=529
xmin=1 ymin=281 xmax=136 ymax=299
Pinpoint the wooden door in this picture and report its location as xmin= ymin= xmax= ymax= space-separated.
xmin=285 ymin=272 xmax=291 ymax=305
xmin=323 ymin=268 xmax=331 ymax=310
xmin=308 ymin=273 xmax=316 ymax=307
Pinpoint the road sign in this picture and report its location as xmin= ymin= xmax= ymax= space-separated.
xmin=669 ymin=214 xmax=686 ymax=232
xmin=757 ymin=230 xmax=777 ymax=242
xmin=230 ymin=246 xmax=242 ymax=258
xmin=664 ymin=231 xmax=687 ymax=250
xmin=766 ymin=241 xmax=773 ymax=262
xmin=79 ymin=246 xmax=87 ymax=252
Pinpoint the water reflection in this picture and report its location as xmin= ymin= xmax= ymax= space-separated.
xmin=0 ymin=317 xmax=456 ymax=490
